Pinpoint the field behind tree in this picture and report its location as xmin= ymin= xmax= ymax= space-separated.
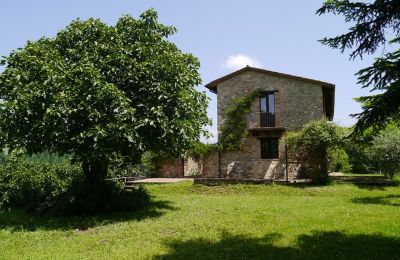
xmin=1 ymin=181 xmax=399 ymax=259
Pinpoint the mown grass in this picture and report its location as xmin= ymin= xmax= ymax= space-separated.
xmin=0 ymin=182 xmax=399 ymax=259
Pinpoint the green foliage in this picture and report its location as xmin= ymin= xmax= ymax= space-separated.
xmin=139 ymin=151 xmax=159 ymax=177
xmin=285 ymin=120 xmax=343 ymax=158
xmin=285 ymin=120 xmax=343 ymax=183
xmin=341 ymin=125 xmax=379 ymax=174
xmin=186 ymin=141 xmax=220 ymax=158
xmin=0 ymin=157 xmax=150 ymax=215
xmin=367 ymin=127 xmax=400 ymax=179
xmin=185 ymin=90 xmax=263 ymax=159
xmin=343 ymin=142 xmax=372 ymax=174
xmin=329 ymin=148 xmax=352 ymax=173
xmin=219 ymin=90 xmax=263 ymax=150
xmin=108 ymin=151 xmax=158 ymax=178
xmin=0 ymin=158 xmax=80 ymax=211
xmin=317 ymin=0 xmax=400 ymax=134
xmin=341 ymin=122 xmax=400 ymax=174
xmin=0 ymin=9 xmax=210 ymax=182
xmin=22 ymin=151 xmax=72 ymax=164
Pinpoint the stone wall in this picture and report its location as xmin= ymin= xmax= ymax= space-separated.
xmin=157 ymin=153 xmax=219 ymax=178
xmin=157 ymin=145 xmax=310 ymax=180
xmin=209 ymin=70 xmax=325 ymax=179
xmin=158 ymin=159 xmax=181 ymax=177
xmin=203 ymin=152 xmax=219 ymax=178
xmin=158 ymin=70 xmax=328 ymax=180
xmin=217 ymin=70 xmax=325 ymax=133
xmin=157 ymin=151 xmax=302 ymax=180
xmin=184 ymin=156 xmax=201 ymax=176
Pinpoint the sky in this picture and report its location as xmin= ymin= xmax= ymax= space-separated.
xmin=0 ymin=0 xmax=380 ymax=142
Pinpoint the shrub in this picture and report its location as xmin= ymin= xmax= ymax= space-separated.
xmin=22 ymin=151 xmax=72 ymax=164
xmin=0 ymin=157 xmax=150 ymax=215
xmin=344 ymin=142 xmax=373 ymax=174
xmin=0 ymin=158 xmax=80 ymax=211
xmin=367 ymin=128 xmax=400 ymax=179
xmin=285 ymin=120 xmax=343 ymax=184
xmin=186 ymin=142 xmax=220 ymax=158
xmin=329 ymin=148 xmax=352 ymax=173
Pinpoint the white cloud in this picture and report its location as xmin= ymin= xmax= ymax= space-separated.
xmin=222 ymin=54 xmax=262 ymax=70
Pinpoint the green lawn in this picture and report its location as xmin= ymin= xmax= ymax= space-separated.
xmin=1 ymin=182 xmax=400 ymax=259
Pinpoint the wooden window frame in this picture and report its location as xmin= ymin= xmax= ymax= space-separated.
xmin=260 ymin=137 xmax=279 ymax=159
xmin=259 ymin=91 xmax=276 ymax=127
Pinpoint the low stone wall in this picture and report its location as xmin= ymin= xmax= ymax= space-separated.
xmin=203 ymin=152 xmax=219 ymax=178
xmin=157 ymin=152 xmax=305 ymax=180
xmin=157 ymin=156 xmax=212 ymax=177
xmin=194 ymin=178 xmax=274 ymax=185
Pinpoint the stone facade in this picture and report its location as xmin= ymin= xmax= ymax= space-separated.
xmin=158 ymin=67 xmax=335 ymax=180
xmin=158 ymin=158 xmax=181 ymax=177
xmin=217 ymin=70 xmax=325 ymax=132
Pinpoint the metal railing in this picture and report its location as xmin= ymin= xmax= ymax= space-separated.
xmin=105 ymin=176 xmax=146 ymax=183
xmin=260 ymin=112 xmax=275 ymax=127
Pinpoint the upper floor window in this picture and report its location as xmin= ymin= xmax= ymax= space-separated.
xmin=260 ymin=92 xmax=275 ymax=127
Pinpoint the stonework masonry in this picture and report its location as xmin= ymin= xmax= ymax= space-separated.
xmin=157 ymin=68 xmax=334 ymax=180
xmin=217 ymin=70 xmax=324 ymax=133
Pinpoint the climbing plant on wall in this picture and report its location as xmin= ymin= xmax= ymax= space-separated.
xmin=219 ymin=89 xmax=263 ymax=150
xmin=186 ymin=89 xmax=263 ymax=157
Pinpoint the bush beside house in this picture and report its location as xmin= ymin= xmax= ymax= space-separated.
xmin=0 ymin=155 xmax=149 ymax=215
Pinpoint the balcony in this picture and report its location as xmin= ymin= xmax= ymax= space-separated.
xmin=247 ymin=112 xmax=285 ymax=137
xmin=260 ymin=112 xmax=275 ymax=127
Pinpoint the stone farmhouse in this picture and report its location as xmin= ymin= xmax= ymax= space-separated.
xmin=158 ymin=66 xmax=335 ymax=180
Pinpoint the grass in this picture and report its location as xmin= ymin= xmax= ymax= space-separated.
xmin=344 ymin=173 xmax=385 ymax=176
xmin=0 ymin=182 xmax=400 ymax=259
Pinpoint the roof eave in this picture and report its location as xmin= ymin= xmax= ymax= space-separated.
xmin=204 ymin=66 xmax=335 ymax=93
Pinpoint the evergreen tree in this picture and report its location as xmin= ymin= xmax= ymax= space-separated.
xmin=317 ymin=0 xmax=400 ymax=134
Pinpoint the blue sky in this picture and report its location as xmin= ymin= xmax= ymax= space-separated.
xmin=0 ymin=0 xmax=379 ymax=142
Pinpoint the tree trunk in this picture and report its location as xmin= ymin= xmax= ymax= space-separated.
xmin=82 ymin=158 xmax=109 ymax=184
xmin=311 ymin=149 xmax=329 ymax=184
xmin=320 ymin=148 xmax=329 ymax=184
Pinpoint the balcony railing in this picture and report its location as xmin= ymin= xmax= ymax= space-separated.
xmin=260 ymin=112 xmax=275 ymax=127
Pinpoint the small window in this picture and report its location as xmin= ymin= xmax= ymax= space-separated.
xmin=260 ymin=137 xmax=279 ymax=159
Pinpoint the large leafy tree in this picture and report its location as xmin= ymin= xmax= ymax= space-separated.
xmin=0 ymin=9 xmax=210 ymax=183
xmin=317 ymin=0 xmax=400 ymax=134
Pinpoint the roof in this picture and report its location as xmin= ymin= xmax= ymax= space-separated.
xmin=204 ymin=66 xmax=335 ymax=94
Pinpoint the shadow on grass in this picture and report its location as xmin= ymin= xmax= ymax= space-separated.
xmin=156 ymin=231 xmax=400 ymax=260
xmin=353 ymin=182 xmax=399 ymax=191
xmin=352 ymin=194 xmax=400 ymax=207
xmin=0 ymin=199 xmax=176 ymax=232
xmin=275 ymin=182 xmax=324 ymax=189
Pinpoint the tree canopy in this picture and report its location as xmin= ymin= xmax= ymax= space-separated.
xmin=367 ymin=126 xmax=400 ymax=179
xmin=285 ymin=120 xmax=344 ymax=184
xmin=317 ymin=0 xmax=400 ymax=134
xmin=0 ymin=9 xmax=210 ymax=182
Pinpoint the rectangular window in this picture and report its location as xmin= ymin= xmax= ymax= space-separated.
xmin=260 ymin=137 xmax=279 ymax=159
xmin=260 ymin=92 xmax=275 ymax=127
